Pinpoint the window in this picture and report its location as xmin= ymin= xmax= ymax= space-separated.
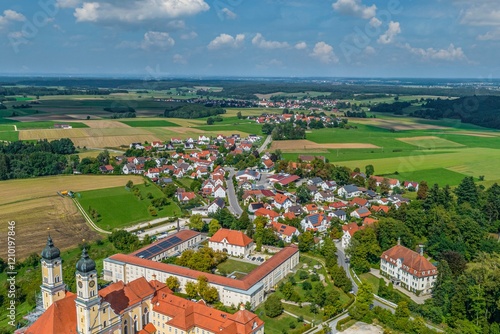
xmin=103 ymin=321 xmax=107 ymax=327
xmin=103 ymin=308 xmax=106 ymax=313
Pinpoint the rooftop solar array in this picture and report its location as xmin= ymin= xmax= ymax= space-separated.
xmin=136 ymin=236 xmax=182 ymax=259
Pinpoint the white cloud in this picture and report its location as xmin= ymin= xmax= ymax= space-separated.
xmin=173 ymin=54 xmax=187 ymax=64
xmin=207 ymin=33 xmax=245 ymax=50
xmin=181 ymin=31 xmax=198 ymax=40
xmin=221 ymin=8 xmax=237 ymax=20
xmin=56 ymin=0 xmax=82 ymax=8
xmin=252 ymin=33 xmax=289 ymax=49
xmin=364 ymin=46 xmax=376 ymax=55
xmin=404 ymin=43 xmax=467 ymax=61
xmin=310 ymin=42 xmax=339 ymax=64
xmin=332 ymin=0 xmax=376 ymax=19
xmin=120 ymin=31 xmax=175 ymax=50
xmin=74 ymin=0 xmax=209 ymax=23
xmin=369 ymin=17 xmax=381 ymax=28
xmin=295 ymin=42 xmax=307 ymax=50
xmin=458 ymin=2 xmax=500 ymax=26
xmin=377 ymin=21 xmax=401 ymax=44
xmin=0 ymin=10 xmax=26 ymax=27
xmin=477 ymin=29 xmax=500 ymax=40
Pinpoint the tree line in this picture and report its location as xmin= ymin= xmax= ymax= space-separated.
xmin=163 ymin=104 xmax=226 ymax=119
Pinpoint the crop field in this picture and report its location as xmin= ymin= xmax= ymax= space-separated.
xmin=396 ymin=136 xmax=464 ymax=148
xmin=76 ymin=184 xmax=181 ymax=230
xmin=0 ymin=175 xmax=143 ymax=260
xmin=14 ymin=121 xmax=89 ymax=130
xmin=120 ymin=120 xmax=180 ymax=127
xmin=271 ymin=140 xmax=379 ymax=152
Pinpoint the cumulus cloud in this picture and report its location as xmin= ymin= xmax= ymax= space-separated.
xmin=377 ymin=21 xmax=401 ymax=44
xmin=332 ymin=0 xmax=376 ymax=19
xmin=56 ymin=0 xmax=82 ymax=8
xmin=369 ymin=17 xmax=381 ymax=28
xmin=173 ymin=54 xmax=187 ymax=64
xmin=310 ymin=42 xmax=339 ymax=64
xmin=221 ymin=8 xmax=237 ymax=20
xmin=74 ymin=0 xmax=209 ymax=23
xmin=458 ymin=2 xmax=500 ymax=26
xmin=404 ymin=43 xmax=467 ymax=61
xmin=252 ymin=33 xmax=289 ymax=49
xmin=0 ymin=10 xmax=26 ymax=27
xmin=295 ymin=41 xmax=307 ymax=50
xmin=207 ymin=33 xmax=245 ymax=50
xmin=181 ymin=31 xmax=198 ymax=40
xmin=119 ymin=31 xmax=175 ymax=50
xmin=477 ymin=29 xmax=500 ymax=40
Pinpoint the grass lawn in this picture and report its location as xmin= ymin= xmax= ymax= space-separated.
xmin=120 ymin=120 xmax=180 ymax=127
xmin=283 ymin=303 xmax=324 ymax=324
xmin=254 ymin=306 xmax=311 ymax=334
xmin=77 ymin=183 xmax=181 ymax=230
xmin=195 ymin=122 xmax=263 ymax=135
xmin=359 ymin=273 xmax=381 ymax=293
xmin=217 ymin=259 xmax=259 ymax=275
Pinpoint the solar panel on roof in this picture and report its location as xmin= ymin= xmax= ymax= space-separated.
xmin=134 ymin=235 xmax=183 ymax=259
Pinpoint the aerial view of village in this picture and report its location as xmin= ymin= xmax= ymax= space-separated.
xmin=1 ymin=1 xmax=500 ymax=334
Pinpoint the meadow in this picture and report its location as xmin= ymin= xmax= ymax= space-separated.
xmin=76 ymin=183 xmax=181 ymax=230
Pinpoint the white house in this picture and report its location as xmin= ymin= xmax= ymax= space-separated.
xmin=341 ymin=222 xmax=364 ymax=248
xmin=208 ymin=198 xmax=225 ymax=214
xmin=328 ymin=210 xmax=347 ymax=221
xmin=235 ymin=169 xmax=260 ymax=181
xmin=380 ymin=242 xmax=437 ymax=296
xmin=314 ymin=191 xmax=335 ymax=203
xmin=208 ymin=229 xmax=254 ymax=257
xmin=301 ymin=213 xmax=329 ymax=233
xmin=337 ymin=185 xmax=361 ymax=198
xmin=273 ymin=194 xmax=293 ymax=210
xmin=272 ymin=222 xmax=300 ymax=243
xmin=213 ymin=186 xmax=227 ymax=199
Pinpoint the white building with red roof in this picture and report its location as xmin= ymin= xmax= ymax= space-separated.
xmin=208 ymin=228 xmax=254 ymax=257
xmin=380 ymin=241 xmax=438 ymax=295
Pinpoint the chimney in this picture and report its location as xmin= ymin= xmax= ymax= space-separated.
xmin=418 ymin=244 xmax=424 ymax=256
xmin=152 ymin=274 xmax=157 ymax=280
xmin=397 ymin=237 xmax=401 ymax=246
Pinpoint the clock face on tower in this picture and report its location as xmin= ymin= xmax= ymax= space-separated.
xmin=89 ymin=280 xmax=95 ymax=288
xmin=78 ymin=281 xmax=83 ymax=288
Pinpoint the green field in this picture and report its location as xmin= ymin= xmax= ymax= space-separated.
xmin=77 ymin=183 xmax=181 ymax=230
xmin=15 ymin=121 xmax=89 ymax=129
xmin=0 ymin=131 xmax=18 ymax=141
xmin=120 ymin=120 xmax=180 ymax=127
xmin=384 ymin=168 xmax=472 ymax=187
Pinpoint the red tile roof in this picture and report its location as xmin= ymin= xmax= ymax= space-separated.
xmin=255 ymin=208 xmax=280 ymax=219
xmin=108 ymin=246 xmax=299 ymax=291
xmin=381 ymin=245 xmax=437 ymax=278
xmin=99 ymin=277 xmax=161 ymax=314
xmin=272 ymin=222 xmax=298 ymax=237
xmin=274 ymin=193 xmax=289 ymax=204
xmin=25 ymin=292 xmax=77 ymax=334
xmin=209 ymin=229 xmax=253 ymax=247
xmin=342 ymin=222 xmax=364 ymax=237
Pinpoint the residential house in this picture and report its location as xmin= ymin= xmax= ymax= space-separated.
xmin=350 ymin=206 xmax=371 ymax=219
xmin=213 ymin=185 xmax=227 ymax=199
xmin=349 ymin=197 xmax=369 ymax=208
xmin=303 ymin=203 xmax=319 ymax=214
xmin=328 ymin=210 xmax=347 ymax=221
xmin=273 ymin=194 xmax=293 ymax=210
xmin=208 ymin=229 xmax=254 ymax=257
xmin=337 ymin=184 xmax=361 ymax=198
xmin=235 ymin=169 xmax=260 ymax=181
xmin=301 ymin=213 xmax=329 ymax=232
xmin=314 ymin=191 xmax=335 ymax=203
xmin=404 ymin=181 xmax=419 ymax=191
xmin=208 ymin=198 xmax=225 ymax=214
xmin=272 ymin=222 xmax=299 ymax=243
xmin=341 ymin=222 xmax=364 ymax=248
xmin=254 ymin=208 xmax=280 ymax=222
xmin=99 ymin=165 xmax=114 ymax=174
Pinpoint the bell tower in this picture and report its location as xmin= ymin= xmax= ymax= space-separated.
xmin=40 ymin=235 xmax=65 ymax=310
xmin=75 ymin=248 xmax=99 ymax=334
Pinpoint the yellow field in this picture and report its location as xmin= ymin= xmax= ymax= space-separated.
xmin=0 ymin=175 xmax=144 ymax=206
xmin=19 ymin=128 xmax=89 ymax=140
xmin=82 ymin=120 xmax=131 ymax=128
xmin=0 ymin=175 xmax=145 ymax=259
xmin=352 ymin=118 xmax=448 ymax=130
xmin=397 ymin=136 xmax=464 ymax=148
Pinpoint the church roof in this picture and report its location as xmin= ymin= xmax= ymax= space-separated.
xmin=41 ymin=236 xmax=60 ymax=260
xmin=25 ymin=292 xmax=77 ymax=334
xmin=75 ymin=248 xmax=96 ymax=273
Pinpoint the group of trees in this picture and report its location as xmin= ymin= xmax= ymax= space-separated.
xmin=262 ymin=122 xmax=306 ymax=140
xmin=184 ymin=276 xmax=219 ymax=304
xmin=174 ymin=248 xmax=227 ymax=273
xmin=163 ymin=104 xmax=226 ymax=119
xmin=370 ymin=101 xmax=412 ymax=115
xmin=0 ymin=138 xmax=76 ymax=179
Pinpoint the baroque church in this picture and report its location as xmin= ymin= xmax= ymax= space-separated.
xmin=21 ymin=237 xmax=264 ymax=334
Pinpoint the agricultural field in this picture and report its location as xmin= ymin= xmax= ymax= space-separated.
xmin=0 ymin=175 xmax=143 ymax=260
xmin=76 ymin=183 xmax=181 ymax=230
xmin=279 ymin=117 xmax=500 ymax=187
xmin=120 ymin=120 xmax=180 ymax=127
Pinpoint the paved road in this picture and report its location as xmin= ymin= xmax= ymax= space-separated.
xmin=226 ymin=168 xmax=243 ymax=217
xmin=257 ymin=135 xmax=272 ymax=153
xmin=335 ymin=241 xmax=358 ymax=294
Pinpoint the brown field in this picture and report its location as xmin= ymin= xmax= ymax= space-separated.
xmin=72 ymin=135 xmax=161 ymax=148
xmin=453 ymin=132 xmax=497 ymax=138
xmin=82 ymin=120 xmax=131 ymax=128
xmin=0 ymin=197 xmax=100 ymax=260
xmin=19 ymin=128 xmax=90 ymax=140
xmin=271 ymin=140 xmax=379 ymax=151
xmin=352 ymin=118 xmax=448 ymax=130
xmin=0 ymin=175 xmax=144 ymax=259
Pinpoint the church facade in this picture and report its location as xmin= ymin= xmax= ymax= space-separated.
xmin=22 ymin=237 xmax=264 ymax=334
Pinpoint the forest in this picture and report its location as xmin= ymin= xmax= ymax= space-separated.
xmin=0 ymin=139 xmax=75 ymax=180
xmin=411 ymin=96 xmax=500 ymax=129
xmin=163 ymin=104 xmax=226 ymax=119
xmin=262 ymin=122 xmax=306 ymax=140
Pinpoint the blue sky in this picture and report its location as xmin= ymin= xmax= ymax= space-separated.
xmin=1 ymin=0 xmax=499 ymax=78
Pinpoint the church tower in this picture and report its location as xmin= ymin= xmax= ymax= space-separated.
xmin=40 ymin=235 xmax=65 ymax=310
xmin=75 ymin=248 xmax=99 ymax=334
